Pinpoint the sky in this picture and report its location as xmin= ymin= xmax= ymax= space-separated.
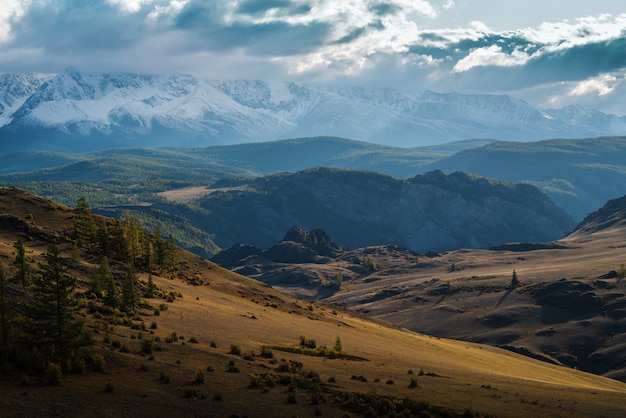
xmin=1 ymin=0 xmax=625 ymax=114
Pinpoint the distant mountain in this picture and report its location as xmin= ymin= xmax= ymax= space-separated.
xmin=425 ymin=136 xmax=626 ymax=221
xmin=1 ymin=68 xmax=626 ymax=152
xmin=191 ymin=168 xmax=575 ymax=253
xmin=571 ymin=195 xmax=626 ymax=236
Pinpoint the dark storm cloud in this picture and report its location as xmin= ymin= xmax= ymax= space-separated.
xmin=447 ymin=35 xmax=626 ymax=92
xmin=236 ymin=0 xmax=312 ymax=16
xmin=369 ymin=3 xmax=400 ymax=17
xmin=409 ymin=33 xmax=544 ymax=61
xmin=7 ymin=1 xmax=144 ymax=52
xmin=174 ymin=0 xmax=331 ymax=56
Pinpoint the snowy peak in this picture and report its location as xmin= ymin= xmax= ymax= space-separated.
xmin=1 ymin=69 xmax=626 ymax=152
xmin=0 ymin=73 xmax=51 ymax=125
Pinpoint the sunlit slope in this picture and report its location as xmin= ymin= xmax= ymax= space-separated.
xmin=1 ymin=187 xmax=625 ymax=417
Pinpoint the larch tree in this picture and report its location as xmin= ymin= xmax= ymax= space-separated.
xmin=23 ymin=243 xmax=83 ymax=361
xmin=121 ymin=264 xmax=140 ymax=312
xmin=12 ymin=238 xmax=30 ymax=288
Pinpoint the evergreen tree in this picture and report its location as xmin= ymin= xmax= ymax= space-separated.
xmin=12 ymin=238 xmax=30 ymax=288
xmin=121 ymin=264 xmax=140 ymax=312
xmin=334 ymin=335 xmax=343 ymax=353
xmin=92 ymin=256 xmax=113 ymax=297
xmin=145 ymin=273 xmax=156 ymax=298
xmin=23 ymin=243 xmax=83 ymax=361
xmin=0 ymin=261 xmax=9 ymax=357
xmin=74 ymin=196 xmax=97 ymax=247
xmin=102 ymin=258 xmax=119 ymax=308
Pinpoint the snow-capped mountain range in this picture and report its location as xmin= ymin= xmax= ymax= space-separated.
xmin=1 ymin=68 xmax=625 ymax=153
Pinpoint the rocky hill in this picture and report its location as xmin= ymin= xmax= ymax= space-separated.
xmin=2 ymin=69 xmax=626 ymax=153
xmin=196 ymin=168 xmax=575 ymax=253
xmin=213 ymin=195 xmax=626 ymax=382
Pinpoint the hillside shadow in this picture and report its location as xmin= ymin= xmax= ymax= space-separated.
xmin=496 ymin=288 xmax=514 ymax=307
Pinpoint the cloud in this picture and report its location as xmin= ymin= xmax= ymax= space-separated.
xmin=1 ymin=1 xmax=626 ymax=113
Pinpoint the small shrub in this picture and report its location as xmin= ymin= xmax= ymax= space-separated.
xmin=160 ymin=370 xmax=171 ymax=383
xmin=158 ymin=303 xmax=168 ymax=311
xmin=209 ymin=341 xmax=217 ymax=348
xmin=72 ymin=357 xmax=87 ymax=374
xmin=229 ymin=344 xmax=241 ymax=355
xmin=91 ymin=354 xmax=106 ymax=372
xmin=188 ymin=336 xmax=199 ymax=344
xmin=150 ymin=321 xmax=158 ymax=329
xmin=386 ymin=379 xmax=394 ymax=385
xmin=193 ymin=368 xmax=205 ymax=384
xmin=139 ymin=364 xmax=149 ymax=372
xmin=141 ymin=339 xmax=154 ymax=354
xmin=44 ymin=363 xmax=62 ymax=386
xmin=249 ymin=373 xmax=262 ymax=388
xmin=299 ymin=335 xmax=317 ymax=349
xmin=242 ymin=353 xmax=254 ymax=361
xmin=409 ymin=377 xmax=419 ymax=388
xmin=227 ymin=360 xmax=240 ymax=373
xmin=260 ymin=346 xmax=274 ymax=359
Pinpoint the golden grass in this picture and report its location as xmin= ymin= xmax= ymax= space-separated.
xmin=2 ymin=187 xmax=626 ymax=417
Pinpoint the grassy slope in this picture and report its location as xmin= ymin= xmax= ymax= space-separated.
xmin=0 ymin=188 xmax=626 ymax=417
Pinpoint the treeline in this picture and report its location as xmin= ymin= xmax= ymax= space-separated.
xmin=75 ymin=196 xmax=177 ymax=272
xmin=0 ymin=196 xmax=178 ymax=381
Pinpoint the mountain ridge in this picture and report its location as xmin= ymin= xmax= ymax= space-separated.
xmin=2 ymin=69 xmax=626 ymax=152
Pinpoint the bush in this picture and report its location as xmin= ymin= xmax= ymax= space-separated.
xmin=188 ymin=336 xmax=199 ymax=344
xmin=227 ymin=360 xmax=240 ymax=373
xmin=409 ymin=377 xmax=419 ymax=388
xmin=260 ymin=346 xmax=274 ymax=359
xmin=91 ymin=354 xmax=106 ymax=372
xmin=229 ymin=344 xmax=241 ymax=355
xmin=193 ymin=368 xmax=205 ymax=384
xmin=141 ymin=339 xmax=154 ymax=354
xmin=299 ymin=335 xmax=317 ymax=349
xmin=105 ymin=382 xmax=114 ymax=393
xmin=44 ymin=363 xmax=62 ymax=386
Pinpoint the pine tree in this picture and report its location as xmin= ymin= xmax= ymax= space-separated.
xmin=121 ymin=264 xmax=140 ymax=312
xmin=145 ymin=273 xmax=156 ymax=298
xmin=334 ymin=335 xmax=343 ymax=353
xmin=0 ymin=261 xmax=9 ymax=357
xmin=511 ymin=270 xmax=520 ymax=288
xmin=102 ymin=258 xmax=119 ymax=308
xmin=74 ymin=196 xmax=97 ymax=247
xmin=92 ymin=256 xmax=113 ymax=297
xmin=23 ymin=243 xmax=83 ymax=360
xmin=12 ymin=238 xmax=30 ymax=288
